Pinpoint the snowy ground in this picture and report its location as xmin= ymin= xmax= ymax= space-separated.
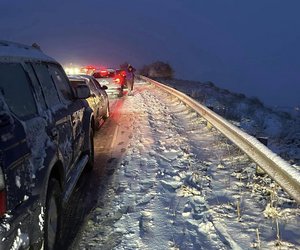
xmin=69 ymin=82 xmax=300 ymax=250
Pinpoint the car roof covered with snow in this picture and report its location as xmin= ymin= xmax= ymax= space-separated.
xmin=0 ymin=40 xmax=56 ymax=63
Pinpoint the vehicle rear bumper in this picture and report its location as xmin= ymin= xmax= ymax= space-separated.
xmin=106 ymin=84 xmax=123 ymax=97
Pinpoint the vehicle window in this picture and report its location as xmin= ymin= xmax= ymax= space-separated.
xmin=33 ymin=63 xmax=60 ymax=108
xmin=92 ymin=79 xmax=102 ymax=90
xmin=0 ymin=63 xmax=37 ymax=118
xmin=25 ymin=63 xmax=47 ymax=110
xmin=48 ymin=64 xmax=73 ymax=103
xmin=87 ymin=79 xmax=97 ymax=93
xmin=108 ymin=72 xmax=115 ymax=77
xmin=69 ymin=79 xmax=86 ymax=89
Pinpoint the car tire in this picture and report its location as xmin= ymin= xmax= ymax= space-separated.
xmin=95 ymin=121 xmax=101 ymax=131
xmin=44 ymin=179 xmax=62 ymax=250
xmin=95 ymin=116 xmax=101 ymax=131
xmin=118 ymin=86 xmax=124 ymax=98
xmin=103 ymin=105 xmax=110 ymax=120
xmin=85 ymin=128 xmax=94 ymax=171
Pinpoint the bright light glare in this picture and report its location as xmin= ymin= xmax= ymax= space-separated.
xmin=64 ymin=67 xmax=80 ymax=75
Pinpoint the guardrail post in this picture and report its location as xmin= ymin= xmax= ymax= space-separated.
xmin=257 ymin=137 xmax=268 ymax=146
xmin=207 ymin=106 xmax=214 ymax=111
xmin=256 ymin=137 xmax=269 ymax=175
xmin=206 ymin=106 xmax=214 ymax=129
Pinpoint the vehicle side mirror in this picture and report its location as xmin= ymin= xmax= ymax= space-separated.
xmin=102 ymin=85 xmax=108 ymax=90
xmin=74 ymin=84 xmax=91 ymax=99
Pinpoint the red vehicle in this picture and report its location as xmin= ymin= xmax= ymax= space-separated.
xmin=93 ymin=68 xmax=114 ymax=78
xmin=80 ymin=65 xmax=96 ymax=75
xmin=113 ymin=69 xmax=126 ymax=87
xmin=99 ymin=69 xmax=109 ymax=77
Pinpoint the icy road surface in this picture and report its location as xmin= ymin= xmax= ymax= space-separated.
xmin=66 ymin=82 xmax=300 ymax=250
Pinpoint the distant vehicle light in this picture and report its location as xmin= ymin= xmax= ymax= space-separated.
xmin=64 ymin=67 xmax=80 ymax=75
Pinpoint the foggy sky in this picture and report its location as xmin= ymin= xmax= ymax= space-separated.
xmin=1 ymin=0 xmax=299 ymax=107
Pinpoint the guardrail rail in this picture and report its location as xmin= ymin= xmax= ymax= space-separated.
xmin=140 ymin=76 xmax=300 ymax=204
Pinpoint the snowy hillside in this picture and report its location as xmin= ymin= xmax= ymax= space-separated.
xmin=155 ymin=78 xmax=300 ymax=170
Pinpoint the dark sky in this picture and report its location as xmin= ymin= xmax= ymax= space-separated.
xmin=1 ymin=0 xmax=300 ymax=107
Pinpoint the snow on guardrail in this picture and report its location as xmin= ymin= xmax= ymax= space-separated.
xmin=140 ymin=76 xmax=300 ymax=204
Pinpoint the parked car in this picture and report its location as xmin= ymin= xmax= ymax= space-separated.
xmin=0 ymin=41 xmax=94 ymax=250
xmin=93 ymin=69 xmax=124 ymax=97
xmin=80 ymin=65 xmax=96 ymax=75
xmin=68 ymin=75 xmax=110 ymax=130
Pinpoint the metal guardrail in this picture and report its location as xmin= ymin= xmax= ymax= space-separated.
xmin=140 ymin=76 xmax=300 ymax=204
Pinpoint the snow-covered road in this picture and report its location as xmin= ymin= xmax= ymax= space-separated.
xmin=69 ymin=82 xmax=300 ymax=250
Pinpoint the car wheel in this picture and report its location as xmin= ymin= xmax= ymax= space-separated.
xmin=95 ymin=120 xmax=101 ymax=131
xmin=85 ymin=128 xmax=94 ymax=171
xmin=44 ymin=179 xmax=61 ymax=250
xmin=103 ymin=105 xmax=110 ymax=120
xmin=118 ymin=86 xmax=123 ymax=97
xmin=95 ymin=115 xmax=101 ymax=131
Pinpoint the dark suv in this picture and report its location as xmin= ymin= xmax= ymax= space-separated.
xmin=0 ymin=41 xmax=94 ymax=249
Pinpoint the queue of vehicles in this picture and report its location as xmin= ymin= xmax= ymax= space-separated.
xmin=0 ymin=41 xmax=127 ymax=250
xmin=66 ymin=65 xmax=128 ymax=98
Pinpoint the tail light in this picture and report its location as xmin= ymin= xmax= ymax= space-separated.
xmin=100 ymin=70 xmax=108 ymax=75
xmin=0 ymin=168 xmax=6 ymax=217
xmin=0 ymin=191 xmax=6 ymax=217
xmin=114 ymin=78 xmax=120 ymax=84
